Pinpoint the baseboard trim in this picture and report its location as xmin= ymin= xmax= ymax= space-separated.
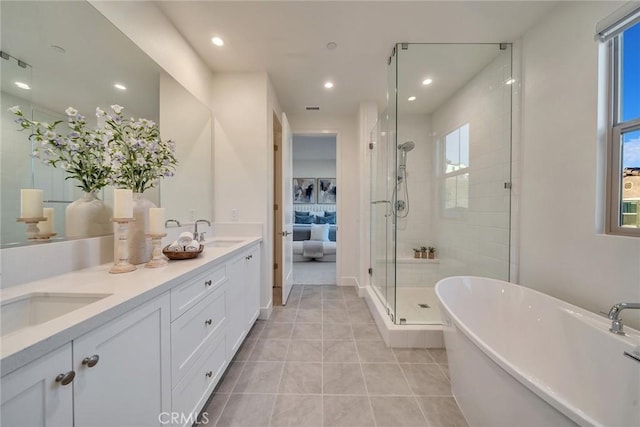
xmin=259 ymin=300 xmax=273 ymax=320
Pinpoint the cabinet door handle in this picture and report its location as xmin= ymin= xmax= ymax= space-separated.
xmin=55 ymin=371 xmax=75 ymax=385
xmin=82 ymin=354 xmax=100 ymax=368
xmin=205 ymin=319 xmax=212 ymax=326
xmin=205 ymin=371 xmax=213 ymax=378
xmin=204 ymin=280 xmax=212 ymax=287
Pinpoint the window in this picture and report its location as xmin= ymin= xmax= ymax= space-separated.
xmin=606 ymin=16 xmax=640 ymax=235
xmin=443 ymin=123 xmax=469 ymax=212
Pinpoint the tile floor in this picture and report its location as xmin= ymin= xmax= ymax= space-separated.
xmin=202 ymin=285 xmax=468 ymax=427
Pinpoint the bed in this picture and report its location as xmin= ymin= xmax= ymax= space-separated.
xmin=292 ymin=223 xmax=337 ymax=262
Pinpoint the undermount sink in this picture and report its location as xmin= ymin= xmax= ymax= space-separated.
xmin=205 ymin=240 xmax=243 ymax=248
xmin=1 ymin=292 xmax=112 ymax=337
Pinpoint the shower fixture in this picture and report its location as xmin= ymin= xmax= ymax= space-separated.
xmin=398 ymin=140 xmax=415 ymax=171
xmin=393 ymin=140 xmax=414 ymax=218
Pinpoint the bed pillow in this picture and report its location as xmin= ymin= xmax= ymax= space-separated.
xmin=295 ymin=215 xmax=313 ymax=224
xmin=315 ymin=215 xmax=335 ymax=224
xmin=310 ymin=223 xmax=330 ymax=241
xmin=294 ymin=210 xmax=309 ymax=216
xmin=324 ymin=211 xmax=336 ymax=217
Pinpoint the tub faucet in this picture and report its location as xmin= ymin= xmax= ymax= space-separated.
xmin=607 ymin=302 xmax=640 ymax=335
xmin=194 ymin=219 xmax=211 ymax=242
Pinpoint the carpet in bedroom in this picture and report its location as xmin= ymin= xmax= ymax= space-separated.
xmin=292 ymin=261 xmax=336 ymax=285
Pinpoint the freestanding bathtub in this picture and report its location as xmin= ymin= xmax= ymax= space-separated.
xmin=435 ymin=276 xmax=640 ymax=427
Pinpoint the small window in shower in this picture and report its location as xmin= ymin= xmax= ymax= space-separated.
xmin=443 ymin=123 xmax=470 ymax=213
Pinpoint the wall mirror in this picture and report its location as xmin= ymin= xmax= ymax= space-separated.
xmin=0 ymin=1 xmax=212 ymax=248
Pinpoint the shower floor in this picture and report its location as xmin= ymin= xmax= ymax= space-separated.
xmin=396 ymin=287 xmax=442 ymax=324
xmin=372 ymin=285 xmax=443 ymax=325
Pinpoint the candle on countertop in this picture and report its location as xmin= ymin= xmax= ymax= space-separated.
xmin=40 ymin=207 xmax=55 ymax=234
xmin=113 ymin=189 xmax=133 ymax=218
xmin=149 ymin=208 xmax=165 ymax=235
xmin=20 ymin=189 xmax=43 ymax=218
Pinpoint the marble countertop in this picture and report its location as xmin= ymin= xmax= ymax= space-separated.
xmin=0 ymin=236 xmax=261 ymax=375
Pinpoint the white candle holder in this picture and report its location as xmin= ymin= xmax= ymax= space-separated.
xmin=110 ymin=218 xmax=136 ymax=274
xmin=145 ymin=233 xmax=168 ymax=268
xmin=34 ymin=232 xmax=57 ymax=241
xmin=17 ymin=217 xmax=47 ymax=240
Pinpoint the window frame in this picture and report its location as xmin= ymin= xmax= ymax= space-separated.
xmin=606 ymin=30 xmax=640 ymax=237
xmin=441 ymin=123 xmax=470 ymax=217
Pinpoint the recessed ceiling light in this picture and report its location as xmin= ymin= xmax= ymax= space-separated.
xmin=211 ymin=37 xmax=224 ymax=47
xmin=324 ymin=81 xmax=334 ymax=89
xmin=408 ymin=96 xmax=416 ymax=101
xmin=14 ymin=81 xmax=31 ymax=90
xmin=326 ymin=42 xmax=338 ymax=50
xmin=505 ymin=78 xmax=516 ymax=85
xmin=422 ymin=78 xmax=433 ymax=86
xmin=114 ymin=83 xmax=127 ymax=91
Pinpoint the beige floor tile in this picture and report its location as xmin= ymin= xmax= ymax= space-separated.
xmin=439 ymin=364 xmax=450 ymax=380
xmin=270 ymin=394 xmax=323 ymax=427
xmin=323 ymin=310 xmax=347 ymax=323
xmin=261 ymin=323 xmax=294 ymax=339
xmin=270 ymin=307 xmax=298 ymax=323
xmin=351 ymin=323 xmax=383 ymax=341
xmin=216 ymin=394 xmax=275 ymax=427
xmin=345 ymin=299 xmax=368 ymax=310
xmin=201 ymin=392 xmax=229 ymax=425
xmin=323 ymin=340 xmax=359 ymax=363
xmin=321 ymin=287 xmax=343 ymax=300
xmin=418 ymin=396 xmax=469 ymax=427
xmin=299 ymin=297 xmax=322 ymax=310
xmin=348 ymin=309 xmax=374 ymax=324
xmin=393 ymin=348 xmax=435 ymax=363
xmin=323 ymin=396 xmax=375 ymax=427
xmin=369 ymin=396 xmax=429 ymax=426
xmin=296 ymin=309 xmax=323 ymax=323
xmin=401 ymin=364 xmax=452 ymax=396
xmin=249 ymin=340 xmax=289 ymax=362
xmin=232 ymin=339 xmax=256 ymax=362
xmin=278 ymin=362 xmax=322 ymax=394
xmin=361 ymin=363 xmax=412 ymax=395
xmin=246 ymin=321 xmax=266 ymax=339
xmin=216 ymin=362 xmax=245 ymax=393
xmin=232 ymin=362 xmax=283 ymax=393
xmin=323 ymin=323 xmax=354 ymax=340
xmin=355 ymin=340 xmax=396 ymax=363
xmin=322 ymin=299 xmax=347 ymax=311
xmin=322 ymin=363 xmax=366 ymax=395
xmin=292 ymin=323 xmax=322 ymax=340
xmin=428 ymin=348 xmax=449 ymax=364
xmin=286 ymin=340 xmax=322 ymax=362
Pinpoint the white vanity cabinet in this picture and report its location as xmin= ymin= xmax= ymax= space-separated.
xmin=0 ymin=292 xmax=170 ymax=427
xmin=226 ymin=243 xmax=261 ymax=360
xmin=0 ymin=343 xmax=74 ymax=427
xmin=73 ymin=293 xmax=171 ymax=427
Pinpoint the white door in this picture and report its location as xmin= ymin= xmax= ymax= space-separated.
xmin=281 ymin=113 xmax=294 ymax=304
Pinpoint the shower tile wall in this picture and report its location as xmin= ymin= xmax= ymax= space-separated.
xmin=431 ymin=52 xmax=511 ymax=281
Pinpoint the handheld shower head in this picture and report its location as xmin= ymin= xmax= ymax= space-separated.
xmin=398 ymin=140 xmax=415 ymax=169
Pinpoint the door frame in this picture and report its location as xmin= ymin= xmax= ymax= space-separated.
xmin=273 ymin=112 xmax=284 ymax=305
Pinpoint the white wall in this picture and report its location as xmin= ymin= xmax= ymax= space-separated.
xmin=288 ymin=113 xmax=360 ymax=287
xmin=395 ymin=114 xmax=435 ymax=258
xmin=519 ymin=1 xmax=640 ymax=328
xmin=292 ymin=160 xmax=336 ymax=178
xmin=431 ymin=51 xmax=512 ymax=281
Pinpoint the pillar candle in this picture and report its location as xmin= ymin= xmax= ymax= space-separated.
xmin=113 ymin=189 xmax=133 ymax=218
xmin=20 ymin=189 xmax=43 ymax=218
xmin=149 ymin=208 xmax=165 ymax=235
xmin=40 ymin=207 xmax=55 ymax=234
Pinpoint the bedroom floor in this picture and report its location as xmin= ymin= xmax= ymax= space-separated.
xmin=293 ymin=261 xmax=336 ymax=285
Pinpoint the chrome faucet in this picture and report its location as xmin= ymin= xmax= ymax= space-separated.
xmin=165 ymin=219 xmax=181 ymax=228
xmin=194 ymin=219 xmax=211 ymax=242
xmin=607 ymin=302 xmax=640 ymax=335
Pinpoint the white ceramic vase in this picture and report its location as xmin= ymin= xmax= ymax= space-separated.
xmin=65 ymin=191 xmax=112 ymax=239
xmin=128 ymin=192 xmax=156 ymax=265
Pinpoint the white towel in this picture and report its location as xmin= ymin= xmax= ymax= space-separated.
xmin=184 ymin=239 xmax=201 ymax=252
xmin=167 ymin=240 xmax=184 ymax=252
xmin=177 ymin=231 xmax=194 ymax=246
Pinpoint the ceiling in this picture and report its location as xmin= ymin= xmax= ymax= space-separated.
xmin=157 ymin=1 xmax=558 ymax=116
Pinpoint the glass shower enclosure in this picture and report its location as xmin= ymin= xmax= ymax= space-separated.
xmin=370 ymin=43 xmax=513 ymax=325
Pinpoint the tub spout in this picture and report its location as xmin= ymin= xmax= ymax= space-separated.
xmin=607 ymin=302 xmax=640 ymax=335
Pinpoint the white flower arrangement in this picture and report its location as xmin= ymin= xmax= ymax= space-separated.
xmin=10 ymin=104 xmax=177 ymax=194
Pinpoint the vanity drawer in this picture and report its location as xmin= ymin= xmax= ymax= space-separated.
xmin=171 ymin=285 xmax=226 ymax=384
xmin=171 ymin=264 xmax=226 ymax=321
xmin=171 ymin=331 xmax=226 ymax=427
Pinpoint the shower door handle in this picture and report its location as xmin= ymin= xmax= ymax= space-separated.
xmin=371 ymin=200 xmax=391 ymax=204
